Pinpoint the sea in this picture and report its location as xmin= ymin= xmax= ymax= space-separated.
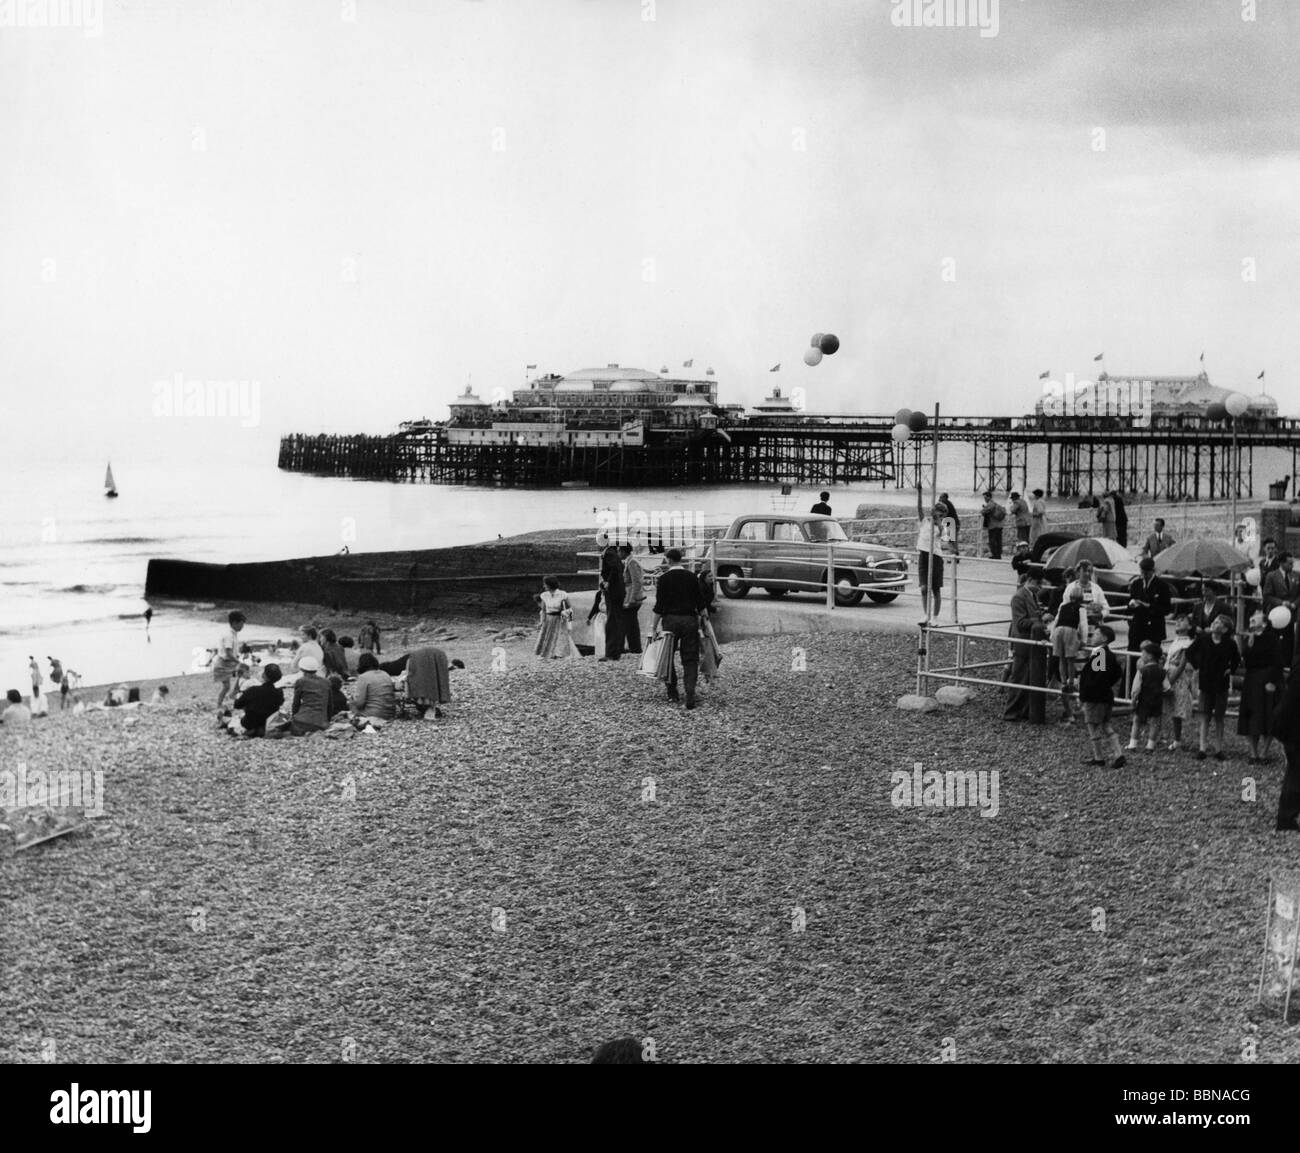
xmin=1 ymin=438 xmax=1289 ymax=689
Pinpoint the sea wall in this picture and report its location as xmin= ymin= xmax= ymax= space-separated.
xmin=145 ymin=541 xmax=597 ymax=615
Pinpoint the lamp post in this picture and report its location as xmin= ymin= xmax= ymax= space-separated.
xmin=1224 ymin=392 xmax=1250 ymax=537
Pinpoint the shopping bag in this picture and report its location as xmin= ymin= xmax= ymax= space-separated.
xmin=700 ymin=636 xmax=718 ymax=681
xmin=639 ymin=634 xmax=667 ymax=677
xmin=702 ymin=617 xmax=723 ymax=669
xmin=653 ymin=632 xmax=675 ymax=680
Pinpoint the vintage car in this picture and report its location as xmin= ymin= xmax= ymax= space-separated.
xmin=705 ymin=514 xmax=908 ymax=606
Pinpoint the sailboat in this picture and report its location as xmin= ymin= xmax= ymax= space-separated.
xmin=104 ymin=462 xmax=119 ymax=498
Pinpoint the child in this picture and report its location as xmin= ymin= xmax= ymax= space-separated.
xmin=1162 ymin=616 xmax=1196 ymax=750
xmin=1051 ymin=586 xmax=1085 ymax=724
xmin=233 ymin=664 xmax=284 ymax=737
xmin=1078 ymin=623 xmax=1125 ymax=768
xmin=327 ymin=673 xmax=350 ymax=718
xmin=213 ymin=611 xmax=246 ymax=717
xmin=321 ymin=629 xmax=349 ymax=678
xmin=1188 ymin=613 xmax=1241 ymax=761
xmin=1127 ymin=641 xmax=1167 ymax=752
xmin=536 ymin=576 xmax=575 ymax=659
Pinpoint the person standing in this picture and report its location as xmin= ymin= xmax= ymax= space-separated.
xmin=357 ymin=619 xmax=382 ymax=655
xmin=1163 ymin=617 xmax=1197 ymax=751
xmin=1189 ymin=614 xmax=1241 ymax=761
xmin=1051 ymin=586 xmax=1085 ymax=725
xmin=1262 ymin=553 xmax=1299 ymax=661
xmin=1078 ymin=624 xmax=1126 ymax=768
xmin=980 ymin=491 xmax=1005 ymax=559
xmin=810 ymin=491 xmax=832 ymax=516
xmin=1259 ymin=538 xmax=1282 ymax=581
xmin=619 ymin=544 xmax=645 ymax=656
xmin=1062 ymin=561 xmax=1109 ymax=647
xmin=534 ymin=576 xmax=575 ymax=660
xmin=652 ymin=547 xmax=705 ymax=709
xmin=1125 ymin=641 xmax=1168 ymax=752
xmin=1238 ymin=609 xmax=1284 ymax=763
xmin=321 ymin=629 xmax=349 ymax=679
xmin=1004 ymin=571 xmax=1047 ymax=724
xmin=28 ymin=656 xmax=43 ymax=708
xmin=1096 ymin=492 xmax=1117 ymax=540
xmin=213 ymin=612 xmax=246 ymax=716
xmin=1009 ymin=492 xmax=1031 ymax=544
xmin=1190 ymin=580 xmax=1231 ymax=634
xmin=1029 ymin=489 xmax=1047 ymax=546
xmin=1126 ymin=556 xmax=1172 ymax=672
xmin=937 ymin=493 xmax=959 ymax=538
xmin=915 ymin=500 xmax=946 ymax=620
xmin=1143 ymin=519 xmax=1175 ymax=558
xmin=598 ymin=545 xmax=626 ymax=661
xmin=1273 ymin=670 xmax=1300 ymax=832
xmin=1113 ymin=492 xmax=1128 ymax=548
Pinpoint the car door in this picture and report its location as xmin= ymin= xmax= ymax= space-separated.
xmin=723 ymin=518 xmax=766 ymax=576
xmin=766 ymin=519 xmax=808 ymax=590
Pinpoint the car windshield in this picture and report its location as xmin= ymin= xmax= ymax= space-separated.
xmin=805 ymin=520 xmax=847 ymax=542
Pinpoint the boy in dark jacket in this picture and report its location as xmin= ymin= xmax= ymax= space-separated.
xmin=1078 ymin=624 xmax=1125 ymax=768
xmin=1189 ymin=614 xmax=1241 ymax=761
xmin=233 ymin=664 xmax=284 ymax=737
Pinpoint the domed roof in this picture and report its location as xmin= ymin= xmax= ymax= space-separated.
xmin=1248 ymin=392 xmax=1279 ymax=412
xmin=562 ymin=365 xmax=660 ymax=383
xmin=452 ymin=386 xmax=488 ymax=406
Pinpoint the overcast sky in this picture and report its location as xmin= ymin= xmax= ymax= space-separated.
xmin=2 ymin=0 xmax=1297 ymax=465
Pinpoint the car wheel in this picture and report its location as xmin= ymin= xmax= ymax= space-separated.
xmin=718 ymin=567 xmax=750 ymax=599
xmin=826 ymin=569 xmax=864 ymax=607
xmin=866 ymin=591 xmax=899 ymax=604
xmin=764 ymin=587 xmax=789 ymax=598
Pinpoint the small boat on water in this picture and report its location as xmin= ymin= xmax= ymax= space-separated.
xmin=104 ymin=462 xmax=119 ymax=498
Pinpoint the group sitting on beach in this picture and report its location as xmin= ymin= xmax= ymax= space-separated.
xmin=218 ymin=617 xmax=458 ymax=738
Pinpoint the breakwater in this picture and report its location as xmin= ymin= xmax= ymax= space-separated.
xmin=145 ymin=540 xmax=595 ymax=615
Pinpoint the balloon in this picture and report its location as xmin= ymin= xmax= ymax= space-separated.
xmin=1226 ymin=392 xmax=1250 ymax=417
xmin=1245 ymin=567 xmax=1262 ymax=587
xmin=818 ymin=333 xmax=840 ymax=355
xmin=907 ymin=410 xmax=928 ymax=432
xmin=895 ymin=408 xmax=913 ymax=426
xmin=803 ymin=347 xmax=823 ymax=366
xmin=1269 ymin=606 xmax=1292 ymax=631
xmin=890 ymin=423 xmax=911 ymax=444
xmin=1206 ymin=401 xmax=1228 ymax=421
xmin=811 ymin=333 xmax=824 ymax=347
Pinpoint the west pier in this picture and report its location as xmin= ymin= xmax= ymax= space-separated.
xmin=278 ymin=414 xmax=1300 ymax=498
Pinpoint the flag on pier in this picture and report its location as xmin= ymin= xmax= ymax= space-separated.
xmin=770 ymin=363 xmax=781 ymax=372
xmin=1258 ymin=370 xmax=1266 ymax=380
xmin=1093 ymin=352 xmax=1104 ymax=361
xmin=706 ymin=367 xmax=715 ymax=376
xmin=525 ymin=363 xmax=537 ymax=370
xmin=683 ymin=359 xmax=694 ymax=368
xmin=1038 ymin=370 xmax=1050 ymax=379
xmin=1200 ymin=352 xmax=1205 ymax=362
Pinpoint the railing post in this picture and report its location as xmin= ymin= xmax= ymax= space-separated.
xmin=826 ymin=542 xmax=835 ymax=609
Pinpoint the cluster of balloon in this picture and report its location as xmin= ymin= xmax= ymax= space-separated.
xmin=890 ymin=407 xmax=930 ymax=443
xmin=1269 ymin=605 xmax=1292 ymax=631
xmin=803 ymin=332 xmax=840 ymax=366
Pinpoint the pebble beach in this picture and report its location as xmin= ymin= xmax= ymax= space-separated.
xmin=4 ymin=623 xmax=1298 ymax=1063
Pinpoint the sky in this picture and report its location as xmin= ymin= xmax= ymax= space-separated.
xmin=2 ymin=0 xmax=1298 ymax=468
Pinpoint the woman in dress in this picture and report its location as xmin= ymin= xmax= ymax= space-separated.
xmin=1238 ymin=608 xmax=1285 ymax=763
xmin=1162 ymin=616 xmax=1196 ymax=750
xmin=535 ymin=576 xmax=575 ymax=660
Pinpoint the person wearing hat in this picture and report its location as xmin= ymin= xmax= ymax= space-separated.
xmin=1126 ymin=555 xmax=1173 ymax=676
xmin=652 ymin=547 xmax=706 ymax=709
xmin=979 ymin=491 xmax=1005 ymax=559
xmin=1029 ymin=489 xmax=1047 ymax=545
xmin=1009 ymin=492 xmax=1031 ymax=544
xmin=290 ymin=654 xmax=331 ymax=735
xmin=1004 ymin=570 xmax=1047 ymax=724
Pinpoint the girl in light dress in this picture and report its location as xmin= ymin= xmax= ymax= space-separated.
xmin=1162 ymin=615 xmax=1196 ymax=750
xmin=534 ymin=576 xmax=575 ymax=660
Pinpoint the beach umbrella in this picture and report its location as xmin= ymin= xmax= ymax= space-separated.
xmin=1043 ymin=536 xmax=1133 ymax=572
xmin=1151 ymin=538 xmax=1251 ymax=578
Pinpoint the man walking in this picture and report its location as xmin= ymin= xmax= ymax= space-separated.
xmin=980 ymin=491 xmax=1005 ymax=559
xmin=619 ymin=544 xmax=645 ymax=655
xmin=1143 ymin=518 xmax=1175 ymax=558
xmin=1010 ymin=492 xmax=1031 ymax=545
xmin=1029 ymin=489 xmax=1047 ymax=545
xmin=652 ymin=547 xmax=706 ymax=709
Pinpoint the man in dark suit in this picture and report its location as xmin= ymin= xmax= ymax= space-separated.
xmin=1262 ymin=553 xmax=1300 ymax=663
xmin=1126 ymin=556 xmax=1173 ymax=672
xmin=652 ymin=547 xmax=706 ymax=709
xmin=597 ymin=545 xmax=626 ymax=661
xmin=1190 ymin=580 xmax=1231 ymax=635
xmin=810 ymin=491 xmax=832 ymax=516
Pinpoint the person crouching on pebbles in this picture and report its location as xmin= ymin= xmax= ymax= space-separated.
xmin=653 ymin=547 xmax=706 ymax=710
xmin=1078 ymin=624 xmax=1125 ymax=768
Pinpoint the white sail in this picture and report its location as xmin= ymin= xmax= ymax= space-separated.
xmin=105 ymin=462 xmax=117 ymax=492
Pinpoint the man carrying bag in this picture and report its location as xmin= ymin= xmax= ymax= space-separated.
xmin=651 ymin=547 xmax=707 ymax=710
